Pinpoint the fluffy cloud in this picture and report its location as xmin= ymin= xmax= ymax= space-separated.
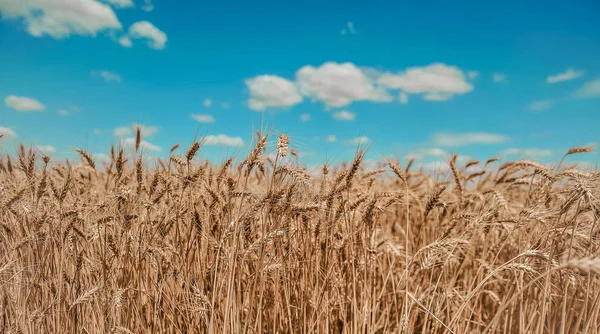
xmin=467 ymin=71 xmax=479 ymax=79
xmin=58 ymin=109 xmax=69 ymax=116
xmin=92 ymin=153 xmax=111 ymax=164
xmin=527 ymin=100 xmax=554 ymax=111
xmin=113 ymin=126 xmax=132 ymax=137
xmin=34 ymin=145 xmax=56 ymax=154
xmin=191 ymin=114 xmax=215 ymax=123
xmin=0 ymin=126 xmax=16 ymax=138
xmin=142 ymin=0 xmax=154 ymax=12
xmin=432 ymin=132 xmax=509 ymax=147
xmin=547 ymin=68 xmax=584 ymax=84
xmin=104 ymin=0 xmax=134 ymax=8
xmin=245 ymin=75 xmax=302 ymax=111
xmin=133 ymin=124 xmax=159 ymax=137
xmin=122 ymin=137 xmax=161 ymax=152
xmin=501 ymin=148 xmax=553 ymax=158
xmin=346 ymin=136 xmax=369 ymax=145
xmin=297 ymin=62 xmax=391 ymax=107
xmin=300 ymin=114 xmax=311 ymax=121
xmin=4 ymin=95 xmax=46 ymax=111
xmin=574 ymin=79 xmax=600 ymax=99
xmin=203 ymin=134 xmax=244 ymax=147
xmin=326 ymin=135 xmax=337 ymax=143
xmin=407 ymin=148 xmax=448 ymax=160
xmin=0 ymin=0 xmax=121 ymax=38
xmin=203 ymin=99 xmax=212 ymax=108
xmin=93 ymin=70 xmax=122 ymax=82
xmin=128 ymin=21 xmax=167 ymax=50
xmin=332 ymin=110 xmax=356 ymax=121
xmin=118 ymin=36 xmax=132 ymax=47
xmin=493 ymin=73 xmax=507 ymax=83
xmin=378 ymin=63 xmax=473 ymax=102
xmin=113 ymin=124 xmax=158 ymax=138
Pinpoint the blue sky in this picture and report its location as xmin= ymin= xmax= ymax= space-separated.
xmin=0 ymin=0 xmax=599 ymax=170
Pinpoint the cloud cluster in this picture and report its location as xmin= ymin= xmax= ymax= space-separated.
xmin=332 ymin=110 xmax=355 ymax=121
xmin=4 ymin=95 xmax=46 ymax=111
xmin=547 ymin=68 xmax=584 ymax=84
xmin=0 ymin=0 xmax=121 ymax=38
xmin=104 ymin=0 xmax=134 ymax=9
xmin=122 ymin=138 xmax=161 ymax=152
xmin=574 ymin=79 xmax=600 ymax=99
xmin=34 ymin=145 xmax=56 ymax=154
xmin=92 ymin=70 xmax=122 ymax=82
xmin=0 ymin=126 xmax=17 ymax=138
xmin=297 ymin=62 xmax=391 ymax=107
xmin=246 ymin=62 xmax=475 ymax=111
xmin=0 ymin=0 xmax=166 ymax=50
xmin=501 ymin=148 xmax=553 ymax=158
xmin=345 ymin=136 xmax=369 ymax=145
xmin=527 ymin=100 xmax=554 ymax=111
xmin=203 ymin=135 xmax=244 ymax=147
xmin=432 ymin=132 xmax=509 ymax=147
xmin=191 ymin=114 xmax=215 ymax=123
xmin=245 ymin=75 xmax=303 ymax=111
xmin=127 ymin=21 xmax=167 ymax=50
xmin=378 ymin=63 xmax=473 ymax=102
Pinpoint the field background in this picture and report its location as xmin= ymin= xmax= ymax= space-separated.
xmin=1 ymin=132 xmax=599 ymax=333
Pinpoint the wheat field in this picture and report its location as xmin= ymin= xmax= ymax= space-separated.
xmin=0 ymin=130 xmax=599 ymax=333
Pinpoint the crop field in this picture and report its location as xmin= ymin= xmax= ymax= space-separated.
xmin=0 ymin=131 xmax=599 ymax=333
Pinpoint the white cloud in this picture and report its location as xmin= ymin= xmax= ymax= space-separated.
xmin=92 ymin=153 xmax=111 ymax=163
xmin=300 ymin=113 xmax=311 ymax=121
xmin=113 ymin=126 xmax=132 ymax=137
xmin=0 ymin=0 xmax=122 ymax=39
xmin=493 ymin=73 xmax=507 ymax=83
xmin=378 ymin=63 xmax=473 ymax=102
xmin=501 ymin=148 xmax=553 ymax=158
xmin=128 ymin=21 xmax=167 ymax=50
xmin=4 ymin=95 xmax=46 ymax=111
xmin=467 ymin=71 xmax=479 ymax=79
xmin=326 ymin=135 xmax=337 ymax=143
xmin=418 ymin=161 xmax=451 ymax=174
xmin=203 ymin=99 xmax=212 ymax=108
xmin=93 ymin=129 xmax=102 ymax=135
xmin=346 ymin=136 xmax=369 ymax=145
xmin=118 ymin=36 xmax=132 ymax=47
xmin=432 ymin=132 xmax=509 ymax=147
xmin=122 ymin=137 xmax=161 ymax=152
xmin=297 ymin=62 xmax=391 ymax=107
xmin=527 ymin=100 xmax=553 ymax=111
xmin=104 ymin=0 xmax=134 ymax=8
xmin=332 ymin=110 xmax=356 ymax=121
xmin=245 ymin=75 xmax=302 ymax=111
xmin=0 ymin=126 xmax=16 ymax=138
xmin=93 ymin=70 xmax=121 ymax=82
xmin=547 ymin=68 xmax=584 ymax=84
xmin=203 ymin=134 xmax=244 ymax=147
xmin=574 ymin=79 xmax=600 ymax=99
xmin=407 ymin=148 xmax=448 ymax=160
xmin=142 ymin=0 xmax=154 ymax=11
xmin=399 ymin=92 xmax=408 ymax=104
xmin=341 ymin=21 xmax=356 ymax=35
xmin=58 ymin=109 xmax=69 ymax=116
xmin=34 ymin=145 xmax=56 ymax=154
xmin=191 ymin=114 xmax=215 ymax=123
xmin=132 ymin=124 xmax=159 ymax=137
